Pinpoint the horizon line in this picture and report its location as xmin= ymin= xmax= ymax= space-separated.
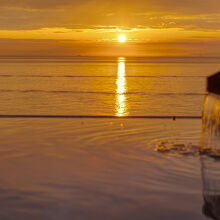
xmin=0 ymin=55 xmax=219 ymax=59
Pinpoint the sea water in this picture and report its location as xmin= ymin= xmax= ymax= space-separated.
xmin=0 ymin=57 xmax=219 ymax=220
xmin=0 ymin=56 xmax=219 ymax=116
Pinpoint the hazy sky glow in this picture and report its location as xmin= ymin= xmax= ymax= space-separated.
xmin=0 ymin=0 xmax=220 ymax=57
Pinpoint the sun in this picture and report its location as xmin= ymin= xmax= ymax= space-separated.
xmin=118 ymin=34 xmax=127 ymax=43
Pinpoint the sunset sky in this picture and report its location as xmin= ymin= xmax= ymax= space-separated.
xmin=0 ymin=0 xmax=220 ymax=57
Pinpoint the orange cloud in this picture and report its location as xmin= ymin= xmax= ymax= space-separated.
xmin=0 ymin=0 xmax=219 ymax=56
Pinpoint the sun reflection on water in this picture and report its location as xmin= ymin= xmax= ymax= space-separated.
xmin=116 ymin=57 xmax=127 ymax=116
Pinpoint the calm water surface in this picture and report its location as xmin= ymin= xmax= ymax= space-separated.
xmin=0 ymin=57 xmax=219 ymax=219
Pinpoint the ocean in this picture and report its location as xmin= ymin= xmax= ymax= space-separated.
xmin=0 ymin=57 xmax=219 ymax=219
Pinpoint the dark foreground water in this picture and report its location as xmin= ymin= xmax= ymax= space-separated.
xmin=0 ymin=57 xmax=219 ymax=219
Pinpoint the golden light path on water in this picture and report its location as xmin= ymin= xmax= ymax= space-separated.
xmin=116 ymin=57 xmax=127 ymax=116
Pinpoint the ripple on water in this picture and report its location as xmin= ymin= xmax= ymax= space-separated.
xmin=0 ymin=118 xmax=205 ymax=220
xmin=155 ymin=141 xmax=220 ymax=159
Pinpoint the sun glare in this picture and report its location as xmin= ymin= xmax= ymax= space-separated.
xmin=116 ymin=57 xmax=127 ymax=116
xmin=118 ymin=34 xmax=127 ymax=43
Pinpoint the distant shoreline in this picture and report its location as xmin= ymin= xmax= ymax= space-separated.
xmin=0 ymin=56 xmax=219 ymax=64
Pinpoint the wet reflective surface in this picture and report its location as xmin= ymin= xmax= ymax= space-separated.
xmin=201 ymin=93 xmax=220 ymax=220
xmin=0 ymin=57 xmax=219 ymax=219
xmin=0 ymin=118 xmax=205 ymax=220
